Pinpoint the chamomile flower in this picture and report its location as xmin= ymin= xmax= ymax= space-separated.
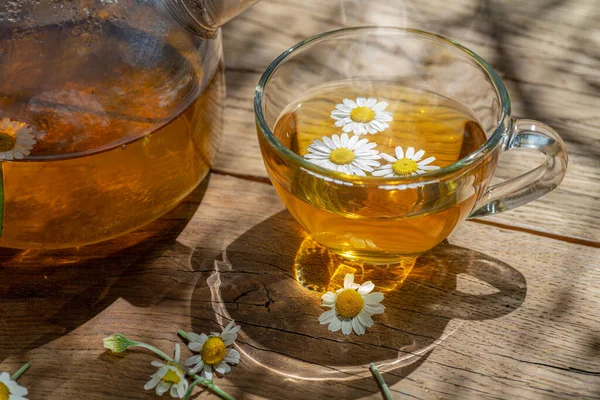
xmin=373 ymin=146 xmax=440 ymax=177
xmin=304 ymin=133 xmax=380 ymax=176
xmin=184 ymin=321 xmax=241 ymax=380
xmin=0 ymin=118 xmax=37 ymax=161
xmin=330 ymin=97 xmax=393 ymax=135
xmin=144 ymin=344 xmax=188 ymax=398
xmin=318 ymin=273 xmax=385 ymax=335
xmin=0 ymin=371 xmax=28 ymax=400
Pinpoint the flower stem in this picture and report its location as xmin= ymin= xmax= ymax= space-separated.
xmin=369 ymin=363 xmax=392 ymax=400
xmin=186 ymin=374 xmax=235 ymax=400
xmin=178 ymin=329 xmax=190 ymax=342
xmin=11 ymin=362 xmax=30 ymax=381
xmin=128 ymin=341 xmax=173 ymax=363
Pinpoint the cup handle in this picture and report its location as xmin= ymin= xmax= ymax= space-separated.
xmin=469 ymin=119 xmax=568 ymax=218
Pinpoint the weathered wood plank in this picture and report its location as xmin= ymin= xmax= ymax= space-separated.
xmin=2 ymin=174 xmax=598 ymax=399
xmin=215 ymin=0 xmax=600 ymax=242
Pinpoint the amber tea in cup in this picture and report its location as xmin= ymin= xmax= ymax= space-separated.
xmin=256 ymin=27 xmax=567 ymax=268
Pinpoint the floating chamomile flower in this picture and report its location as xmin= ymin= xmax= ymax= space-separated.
xmin=373 ymin=146 xmax=440 ymax=178
xmin=184 ymin=321 xmax=241 ymax=380
xmin=144 ymin=344 xmax=188 ymax=399
xmin=304 ymin=133 xmax=380 ymax=176
xmin=319 ymin=273 xmax=385 ymax=335
xmin=0 ymin=118 xmax=37 ymax=161
xmin=330 ymin=97 xmax=392 ymax=135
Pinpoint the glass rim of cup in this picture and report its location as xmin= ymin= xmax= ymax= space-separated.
xmin=254 ymin=26 xmax=512 ymax=185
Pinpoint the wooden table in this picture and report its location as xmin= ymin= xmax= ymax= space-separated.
xmin=2 ymin=0 xmax=599 ymax=399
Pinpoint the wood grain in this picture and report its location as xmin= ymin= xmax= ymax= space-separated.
xmin=216 ymin=0 xmax=600 ymax=243
xmin=2 ymin=174 xmax=599 ymax=399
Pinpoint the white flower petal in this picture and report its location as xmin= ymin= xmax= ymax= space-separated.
xmin=343 ymin=273 xmax=355 ymax=289
xmin=340 ymin=133 xmax=349 ymax=146
xmin=174 ymin=343 xmax=181 ymax=362
xmin=328 ymin=317 xmax=342 ymax=332
xmin=419 ymin=165 xmax=440 ymax=171
xmin=395 ymin=146 xmax=404 ymax=159
xmin=144 ymin=373 xmax=162 ymax=390
xmin=341 ymin=319 xmax=353 ymax=335
xmin=322 ymin=136 xmax=335 ymax=149
xmin=319 ymin=309 xmax=337 ymax=324
xmin=418 ymin=156 xmax=436 ymax=166
xmin=363 ymin=303 xmax=385 ymax=315
xmin=371 ymin=101 xmax=388 ymax=111
xmin=214 ymin=361 xmax=231 ymax=375
xmin=365 ymin=123 xmax=378 ymax=134
xmin=202 ymin=364 xmax=213 ymax=380
xmin=331 ymin=110 xmax=350 ymax=118
xmin=331 ymin=134 xmax=342 ymax=148
xmin=346 ymin=134 xmax=360 ymax=149
xmin=322 ymin=291 xmax=336 ymax=305
xmin=156 ymin=381 xmax=171 ymax=396
xmin=335 ymin=104 xmax=352 ymax=112
xmin=358 ymin=310 xmax=374 ymax=327
xmin=352 ymin=317 xmax=366 ymax=335
xmin=405 ymin=147 xmax=415 ymax=159
xmin=185 ymin=355 xmax=202 ymax=366
xmin=170 ymin=384 xmax=179 ymax=398
xmin=342 ymin=122 xmax=356 ymax=133
xmin=372 ymin=169 xmax=391 ymax=176
xmin=151 ymin=360 xmax=165 ymax=368
xmin=380 ymin=153 xmax=397 ymax=163
xmin=188 ymin=342 xmax=202 ymax=352
xmin=366 ymin=98 xmax=378 ymax=107
xmin=343 ymin=98 xmax=358 ymax=108
xmin=354 ymin=124 xmax=366 ymax=135
xmin=177 ymin=380 xmax=188 ymax=398
xmin=356 ymin=97 xmax=367 ymax=106
xmin=377 ymin=112 xmax=393 ymax=122
xmin=189 ymin=362 xmax=204 ymax=374
xmin=358 ymin=281 xmax=375 ymax=295
xmin=365 ymin=292 xmax=385 ymax=305
xmin=412 ymin=149 xmax=425 ymax=161
xmin=225 ymin=348 xmax=241 ymax=365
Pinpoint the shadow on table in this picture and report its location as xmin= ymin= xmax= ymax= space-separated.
xmin=190 ymin=210 xmax=528 ymax=399
xmin=0 ymin=176 xmax=210 ymax=363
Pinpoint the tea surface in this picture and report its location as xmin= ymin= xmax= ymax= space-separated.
xmin=269 ymin=81 xmax=489 ymax=262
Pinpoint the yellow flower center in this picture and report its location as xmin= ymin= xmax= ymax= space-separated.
xmin=335 ymin=289 xmax=364 ymax=318
xmin=202 ymin=337 xmax=227 ymax=365
xmin=392 ymin=158 xmax=418 ymax=176
xmin=0 ymin=382 xmax=9 ymax=400
xmin=329 ymin=148 xmax=355 ymax=165
xmin=162 ymin=364 xmax=182 ymax=384
xmin=350 ymin=106 xmax=375 ymax=123
xmin=0 ymin=132 xmax=16 ymax=152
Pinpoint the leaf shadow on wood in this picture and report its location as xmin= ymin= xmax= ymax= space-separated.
xmin=0 ymin=175 xmax=210 ymax=363
xmin=189 ymin=210 xmax=527 ymax=399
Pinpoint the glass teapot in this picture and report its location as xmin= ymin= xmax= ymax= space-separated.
xmin=0 ymin=0 xmax=259 ymax=249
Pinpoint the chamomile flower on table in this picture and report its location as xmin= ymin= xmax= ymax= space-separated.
xmin=0 ymin=118 xmax=37 ymax=161
xmin=330 ymin=97 xmax=393 ymax=135
xmin=303 ymin=133 xmax=381 ymax=176
xmin=318 ymin=273 xmax=385 ymax=335
xmin=373 ymin=146 xmax=440 ymax=178
xmin=184 ymin=321 xmax=241 ymax=380
xmin=0 ymin=371 xmax=28 ymax=400
xmin=144 ymin=344 xmax=189 ymax=398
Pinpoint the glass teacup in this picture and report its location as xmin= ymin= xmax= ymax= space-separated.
xmin=255 ymin=27 xmax=567 ymax=269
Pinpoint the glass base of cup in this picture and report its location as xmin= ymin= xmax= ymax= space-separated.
xmin=293 ymin=235 xmax=417 ymax=293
